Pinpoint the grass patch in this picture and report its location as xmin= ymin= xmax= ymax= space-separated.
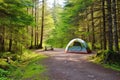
xmin=0 ymin=50 xmax=49 ymax=80
xmin=103 ymin=64 xmax=120 ymax=71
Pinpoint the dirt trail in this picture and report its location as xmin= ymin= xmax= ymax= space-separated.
xmin=36 ymin=48 xmax=120 ymax=80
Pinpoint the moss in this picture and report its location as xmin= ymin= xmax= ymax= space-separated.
xmin=0 ymin=50 xmax=48 ymax=80
xmin=0 ymin=59 xmax=10 ymax=70
xmin=90 ymin=50 xmax=120 ymax=71
xmin=10 ymin=51 xmax=48 ymax=80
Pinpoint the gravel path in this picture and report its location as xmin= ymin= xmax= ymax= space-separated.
xmin=36 ymin=48 xmax=120 ymax=80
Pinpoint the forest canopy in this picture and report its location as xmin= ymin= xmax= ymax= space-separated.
xmin=0 ymin=0 xmax=119 ymax=52
xmin=46 ymin=0 xmax=120 ymax=52
xmin=0 ymin=0 xmax=120 ymax=52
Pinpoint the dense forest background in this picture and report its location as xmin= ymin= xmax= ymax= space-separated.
xmin=0 ymin=0 xmax=120 ymax=79
xmin=48 ymin=0 xmax=120 ymax=52
xmin=0 ymin=0 xmax=120 ymax=53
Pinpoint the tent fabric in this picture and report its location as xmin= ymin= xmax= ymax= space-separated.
xmin=65 ymin=38 xmax=90 ymax=53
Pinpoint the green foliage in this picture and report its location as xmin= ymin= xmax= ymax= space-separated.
xmin=91 ymin=50 xmax=120 ymax=71
xmin=103 ymin=63 xmax=120 ymax=71
xmin=22 ymin=63 xmax=46 ymax=79
xmin=0 ymin=69 xmax=10 ymax=80
xmin=0 ymin=0 xmax=34 ymax=52
xmin=0 ymin=50 xmax=48 ymax=80
xmin=46 ymin=0 xmax=93 ymax=48
xmin=92 ymin=50 xmax=108 ymax=63
xmin=9 ymin=50 xmax=47 ymax=80
xmin=0 ymin=68 xmax=10 ymax=77
xmin=0 ymin=52 xmax=10 ymax=58
xmin=0 ymin=0 xmax=33 ymax=26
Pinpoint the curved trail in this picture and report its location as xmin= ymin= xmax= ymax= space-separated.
xmin=36 ymin=48 xmax=120 ymax=80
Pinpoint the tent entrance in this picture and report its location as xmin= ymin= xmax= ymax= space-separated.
xmin=73 ymin=42 xmax=82 ymax=46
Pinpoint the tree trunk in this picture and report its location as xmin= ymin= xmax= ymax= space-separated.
xmin=0 ymin=36 xmax=2 ymax=51
xmin=0 ymin=26 xmax=5 ymax=52
xmin=112 ymin=0 xmax=119 ymax=51
xmin=100 ymin=18 xmax=103 ymax=49
xmin=102 ymin=0 xmax=107 ymax=50
xmin=8 ymin=36 xmax=12 ymax=52
xmin=85 ymin=9 xmax=90 ymax=42
xmin=117 ymin=0 xmax=120 ymax=39
xmin=36 ymin=25 xmax=39 ymax=46
xmin=107 ymin=0 xmax=113 ymax=51
xmin=1 ymin=26 xmax=5 ymax=51
xmin=87 ymin=22 xmax=90 ymax=42
xmin=39 ymin=0 xmax=44 ymax=48
xmin=34 ymin=0 xmax=37 ymax=47
xmin=91 ymin=5 xmax=95 ymax=50
xmin=36 ymin=0 xmax=39 ymax=47
xmin=30 ymin=27 xmax=34 ymax=48
xmin=117 ymin=1 xmax=120 ymax=39
xmin=30 ymin=5 xmax=34 ymax=48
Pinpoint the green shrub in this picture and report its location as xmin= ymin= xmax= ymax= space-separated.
xmin=0 ymin=68 xmax=10 ymax=80
xmin=91 ymin=50 xmax=120 ymax=71
xmin=0 ymin=52 xmax=11 ymax=58
xmin=0 ymin=50 xmax=48 ymax=80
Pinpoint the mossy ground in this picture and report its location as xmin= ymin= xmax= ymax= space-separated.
xmin=0 ymin=50 xmax=49 ymax=80
xmin=90 ymin=50 xmax=120 ymax=71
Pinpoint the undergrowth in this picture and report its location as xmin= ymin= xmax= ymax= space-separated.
xmin=0 ymin=50 xmax=48 ymax=80
xmin=90 ymin=50 xmax=120 ymax=71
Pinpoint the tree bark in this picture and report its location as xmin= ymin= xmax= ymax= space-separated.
xmin=2 ymin=26 xmax=5 ymax=51
xmin=0 ymin=35 xmax=2 ymax=51
xmin=0 ymin=26 xmax=5 ymax=52
xmin=91 ymin=5 xmax=95 ymax=50
xmin=107 ymin=0 xmax=113 ymax=51
xmin=112 ymin=0 xmax=119 ymax=51
xmin=30 ymin=4 xmax=34 ymax=48
xmin=34 ymin=0 xmax=37 ymax=47
xmin=8 ymin=35 xmax=12 ymax=52
xmin=39 ymin=0 xmax=44 ymax=48
xmin=100 ymin=18 xmax=103 ymax=49
xmin=102 ymin=0 xmax=107 ymax=50
xmin=36 ymin=0 xmax=39 ymax=47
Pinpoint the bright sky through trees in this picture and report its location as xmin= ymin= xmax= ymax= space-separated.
xmin=47 ymin=0 xmax=65 ymax=7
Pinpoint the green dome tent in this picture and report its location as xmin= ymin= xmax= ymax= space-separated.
xmin=65 ymin=38 xmax=91 ymax=53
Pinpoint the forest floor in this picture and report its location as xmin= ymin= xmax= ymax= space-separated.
xmin=35 ymin=48 xmax=120 ymax=80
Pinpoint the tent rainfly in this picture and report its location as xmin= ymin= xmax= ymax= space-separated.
xmin=65 ymin=38 xmax=91 ymax=53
